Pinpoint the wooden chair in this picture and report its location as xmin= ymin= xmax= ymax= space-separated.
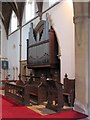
xmin=63 ymin=74 xmax=75 ymax=106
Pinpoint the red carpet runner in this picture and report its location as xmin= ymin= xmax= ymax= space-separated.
xmin=0 ymin=95 xmax=88 ymax=120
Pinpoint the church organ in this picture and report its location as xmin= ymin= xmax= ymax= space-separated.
xmin=27 ymin=16 xmax=59 ymax=70
xmin=27 ymin=13 xmax=60 ymax=104
xmin=4 ymin=13 xmax=75 ymax=109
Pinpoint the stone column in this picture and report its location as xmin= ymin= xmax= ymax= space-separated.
xmin=73 ymin=2 xmax=90 ymax=119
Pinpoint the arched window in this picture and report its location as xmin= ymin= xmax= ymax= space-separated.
xmin=25 ymin=0 xmax=35 ymax=22
xmin=49 ymin=0 xmax=60 ymax=7
xmin=10 ymin=11 xmax=18 ymax=33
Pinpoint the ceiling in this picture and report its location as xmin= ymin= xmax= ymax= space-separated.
xmin=0 ymin=1 xmax=43 ymax=37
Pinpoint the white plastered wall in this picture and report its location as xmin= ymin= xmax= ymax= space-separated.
xmin=0 ymin=18 xmax=8 ymax=80
xmin=42 ymin=0 xmax=75 ymax=82
xmin=7 ymin=31 xmax=20 ymax=80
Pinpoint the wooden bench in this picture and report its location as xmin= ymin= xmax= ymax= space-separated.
xmin=63 ymin=74 xmax=75 ymax=106
xmin=46 ymin=78 xmax=64 ymax=112
xmin=28 ymin=76 xmax=47 ymax=104
xmin=5 ymin=82 xmax=30 ymax=105
xmin=0 ymin=80 xmax=17 ymax=89
xmin=5 ymin=75 xmax=47 ymax=105
xmin=45 ymin=74 xmax=75 ymax=111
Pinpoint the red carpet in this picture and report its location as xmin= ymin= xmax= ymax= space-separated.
xmin=1 ymin=95 xmax=41 ymax=119
xmin=0 ymin=87 xmax=5 ymax=90
xmin=0 ymin=95 xmax=88 ymax=120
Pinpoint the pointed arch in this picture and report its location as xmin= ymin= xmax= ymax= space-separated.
xmin=25 ymin=0 xmax=35 ymax=23
xmin=9 ymin=10 xmax=18 ymax=33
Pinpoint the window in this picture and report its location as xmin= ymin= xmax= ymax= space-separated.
xmin=49 ymin=0 xmax=60 ymax=7
xmin=10 ymin=11 xmax=18 ymax=33
xmin=25 ymin=0 xmax=35 ymax=22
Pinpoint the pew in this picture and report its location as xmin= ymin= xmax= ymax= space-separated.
xmin=5 ymin=74 xmax=47 ymax=105
xmin=28 ymin=74 xmax=47 ymax=104
xmin=4 ymin=74 xmax=75 ymax=108
xmin=46 ymin=78 xmax=64 ymax=112
xmin=0 ymin=80 xmax=17 ymax=89
xmin=5 ymin=82 xmax=30 ymax=105
xmin=45 ymin=74 xmax=75 ymax=111
xmin=63 ymin=74 xmax=75 ymax=106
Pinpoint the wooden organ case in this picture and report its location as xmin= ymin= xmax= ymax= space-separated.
xmin=27 ymin=14 xmax=61 ymax=105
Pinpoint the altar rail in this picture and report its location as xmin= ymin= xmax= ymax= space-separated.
xmin=5 ymin=82 xmax=30 ymax=105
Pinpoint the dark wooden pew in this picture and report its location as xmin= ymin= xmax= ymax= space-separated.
xmin=46 ymin=78 xmax=64 ymax=112
xmin=28 ymin=75 xmax=47 ymax=104
xmin=63 ymin=74 xmax=75 ymax=106
xmin=5 ymin=82 xmax=30 ymax=105
xmin=45 ymin=74 xmax=75 ymax=111
xmin=5 ymin=75 xmax=47 ymax=105
xmin=0 ymin=80 xmax=17 ymax=89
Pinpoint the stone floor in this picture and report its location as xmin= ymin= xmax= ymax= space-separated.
xmin=27 ymin=104 xmax=56 ymax=115
xmin=27 ymin=102 xmax=72 ymax=115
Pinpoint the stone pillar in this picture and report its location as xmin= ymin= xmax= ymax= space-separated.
xmin=73 ymin=2 xmax=90 ymax=119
